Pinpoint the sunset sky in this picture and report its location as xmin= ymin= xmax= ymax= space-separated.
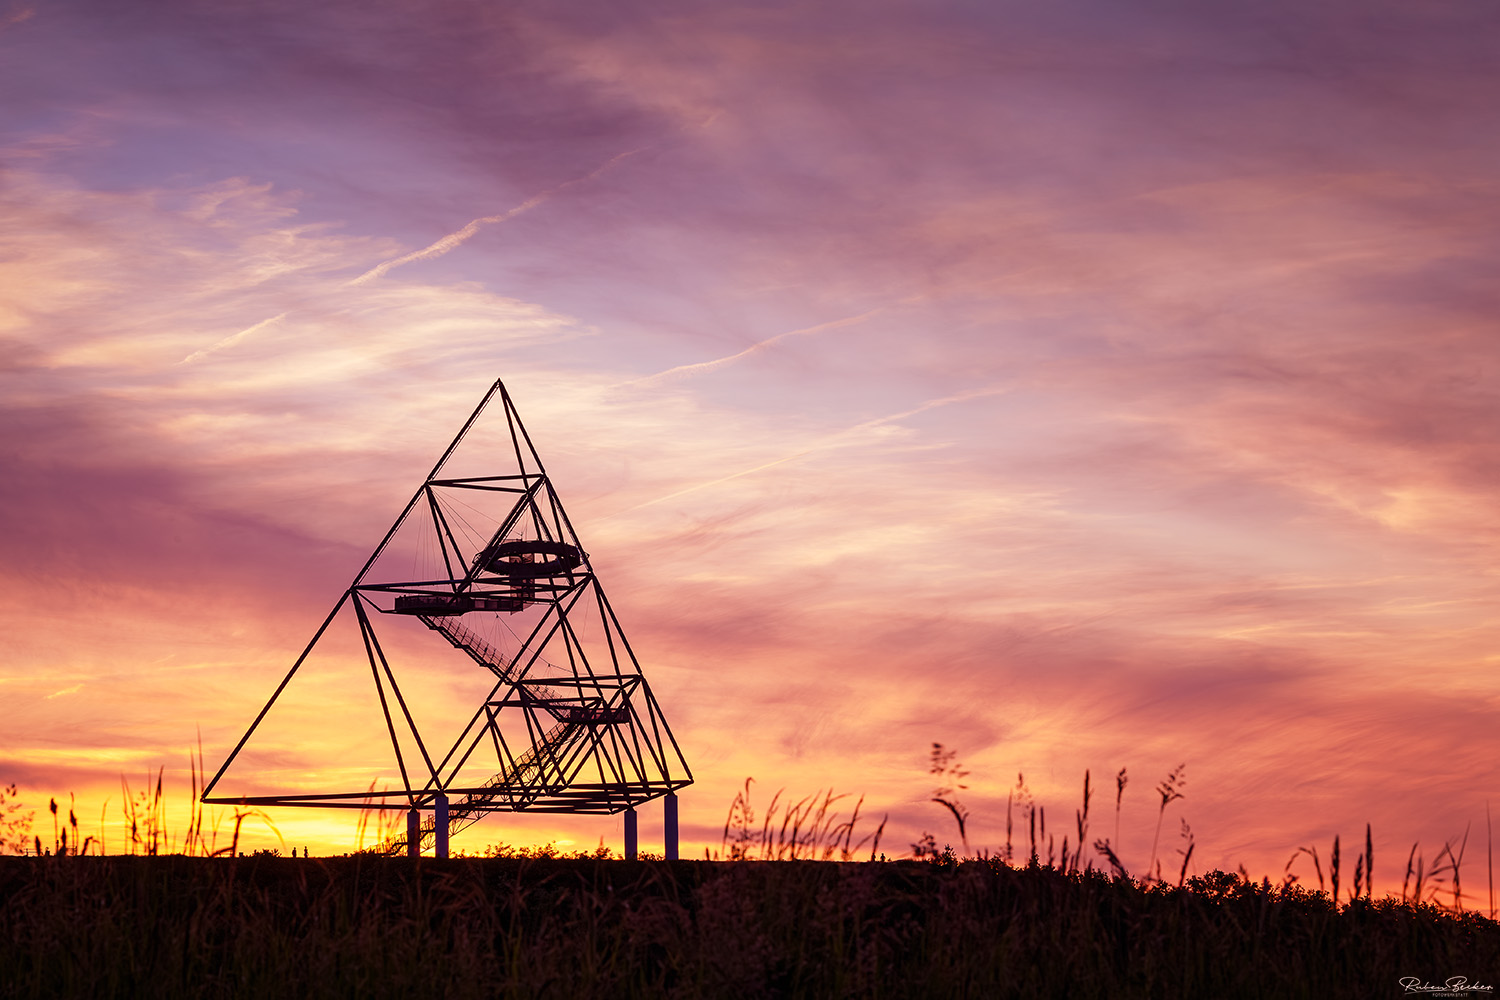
xmin=4 ymin=0 xmax=1499 ymax=890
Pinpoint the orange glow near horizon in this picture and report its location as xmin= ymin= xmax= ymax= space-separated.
xmin=3 ymin=0 xmax=1499 ymax=905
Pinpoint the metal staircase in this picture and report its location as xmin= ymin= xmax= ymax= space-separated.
xmin=365 ymin=613 xmax=599 ymax=855
xmin=419 ymin=615 xmax=511 ymax=678
xmin=369 ymin=719 xmax=592 ymax=856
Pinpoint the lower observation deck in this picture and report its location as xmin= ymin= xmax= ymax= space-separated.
xmin=392 ymin=593 xmax=525 ymax=615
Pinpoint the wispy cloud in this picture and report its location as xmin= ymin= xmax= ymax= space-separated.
xmin=614 ymin=383 xmax=1011 ymax=515
xmin=0 ymin=5 xmax=33 ymax=31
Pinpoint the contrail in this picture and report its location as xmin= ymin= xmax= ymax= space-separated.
xmin=346 ymin=148 xmax=644 ymax=287
xmin=177 ymin=312 xmax=289 ymax=365
xmin=621 ymin=309 xmax=882 ymax=387
xmin=611 ymin=383 xmax=1011 ymax=516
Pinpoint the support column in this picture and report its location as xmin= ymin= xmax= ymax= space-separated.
xmin=664 ymin=793 xmax=679 ymax=861
xmin=435 ymin=793 xmax=450 ymax=859
xmin=624 ymin=807 xmax=638 ymax=860
xmin=407 ymin=808 xmax=420 ymax=859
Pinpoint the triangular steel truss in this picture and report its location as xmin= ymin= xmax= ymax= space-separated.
xmin=203 ymin=380 xmax=692 ymax=840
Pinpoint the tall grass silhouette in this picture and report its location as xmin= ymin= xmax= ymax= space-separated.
xmin=716 ymin=777 xmax=887 ymax=861
xmin=6 ymin=741 xmax=1494 ymax=919
xmin=919 ymin=745 xmax=1495 ymax=915
xmin=15 ymin=743 xmax=280 ymax=859
xmin=1 ymin=745 xmax=1497 ymax=998
xmin=3 ymin=846 xmax=1497 ymax=997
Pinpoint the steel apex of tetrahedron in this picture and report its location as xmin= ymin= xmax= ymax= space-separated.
xmin=201 ymin=379 xmax=693 ymax=853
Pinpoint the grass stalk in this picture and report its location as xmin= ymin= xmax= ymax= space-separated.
xmin=1331 ymin=835 xmax=1340 ymax=907
xmin=1113 ymin=767 xmax=1127 ymax=858
xmin=1147 ymin=764 xmax=1185 ymax=883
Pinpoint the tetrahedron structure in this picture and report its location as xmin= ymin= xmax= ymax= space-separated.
xmin=203 ymin=379 xmax=692 ymax=855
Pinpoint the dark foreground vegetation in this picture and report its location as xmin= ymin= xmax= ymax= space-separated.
xmin=2 ymin=856 xmax=1497 ymax=999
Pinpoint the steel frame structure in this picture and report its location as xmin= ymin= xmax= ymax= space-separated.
xmin=202 ymin=379 xmax=692 ymax=854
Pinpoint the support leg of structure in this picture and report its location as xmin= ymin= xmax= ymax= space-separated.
xmin=407 ymin=809 xmax=420 ymax=859
xmin=435 ymin=793 xmax=450 ymax=859
xmin=624 ymin=807 xmax=638 ymax=860
xmin=664 ymin=793 xmax=679 ymax=861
